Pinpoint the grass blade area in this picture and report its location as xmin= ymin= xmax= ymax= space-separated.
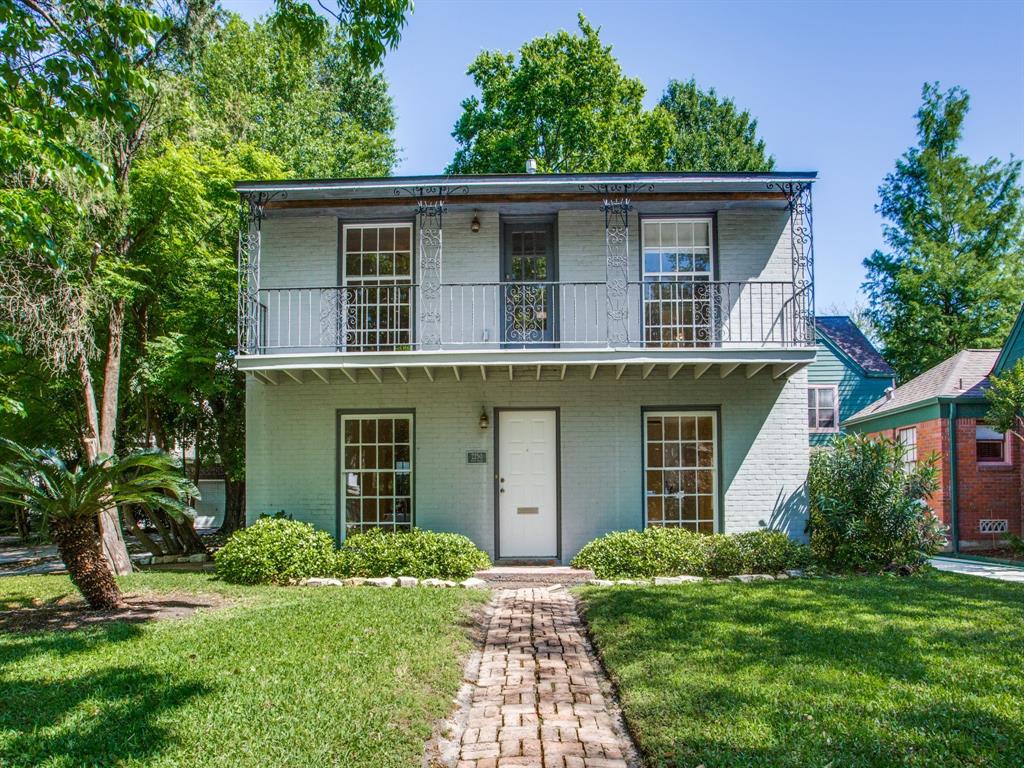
xmin=579 ymin=572 xmax=1024 ymax=768
xmin=0 ymin=572 xmax=487 ymax=768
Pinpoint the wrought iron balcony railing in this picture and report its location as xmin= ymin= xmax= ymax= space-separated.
xmin=239 ymin=279 xmax=813 ymax=355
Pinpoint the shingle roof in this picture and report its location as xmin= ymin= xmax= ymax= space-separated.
xmin=815 ymin=316 xmax=894 ymax=376
xmin=845 ymin=349 xmax=1000 ymax=424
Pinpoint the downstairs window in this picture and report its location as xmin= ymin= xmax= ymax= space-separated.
xmin=342 ymin=413 xmax=413 ymax=535
xmin=644 ymin=411 xmax=718 ymax=533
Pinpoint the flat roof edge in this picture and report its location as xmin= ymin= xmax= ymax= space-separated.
xmin=234 ymin=171 xmax=818 ymax=194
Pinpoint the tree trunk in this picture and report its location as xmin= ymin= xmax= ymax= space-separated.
xmin=123 ymin=505 xmax=164 ymax=556
xmin=50 ymin=517 xmax=126 ymax=611
xmin=220 ymin=479 xmax=246 ymax=535
xmin=96 ymin=300 xmax=133 ymax=575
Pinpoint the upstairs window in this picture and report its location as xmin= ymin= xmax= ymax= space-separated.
xmin=341 ymin=223 xmax=413 ymax=351
xmin=807 ymin=386 xmax=838 ymax=433
xmin=642 ymin=219 xmax=714 ymax=347
xmin=897 ymin=427 xmax=917 ymax=473
xmin=976 ymin=424 xmax=1007 ymax=463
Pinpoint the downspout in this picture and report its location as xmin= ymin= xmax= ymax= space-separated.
xmin=946 ymin=401 xmax=960 ymax=554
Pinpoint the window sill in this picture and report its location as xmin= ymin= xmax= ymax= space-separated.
xmin=977 ymin=462 xmax=1014 ymax=470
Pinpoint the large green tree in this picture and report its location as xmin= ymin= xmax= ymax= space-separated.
xmin=0 ymin=0 xmax=409 ymax=573
xmin=191 ymin=14 xmax=397 ymax=178
xmin=659 ymin=79 xmax=774 ymax=172
xmin=863 ymin=83 xmax=1024 ymax=381
xmin=448 ymin=15 xmax=673 ymax=174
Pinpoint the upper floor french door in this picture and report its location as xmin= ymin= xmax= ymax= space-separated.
xmin=642 ymin=218 xmax=715 ymax=347
xmin=501 ymin=219 xmax=556 ymax=347
xmin=340 ymin=222 xmax=414 ymax=351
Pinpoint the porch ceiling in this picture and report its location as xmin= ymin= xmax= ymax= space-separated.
xmin=239 ymin=348 xmax=814 ymax=386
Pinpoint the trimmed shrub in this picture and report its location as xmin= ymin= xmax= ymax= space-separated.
xmin=735 ymin=530 xmax=812 ymax=574
xmin=571 ymin=526 xmax=810 ymax=579
xmin=214 ymin=518 xmax=340 ymax=584
xmin=338 ymin=528 xmax=491 ymax=580
xmin=702 ymin=534 xmax=743 ymax=577
xmin=808 ymin=434 xmax=946 ymax=572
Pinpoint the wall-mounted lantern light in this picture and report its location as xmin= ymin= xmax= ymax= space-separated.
xmin=479 ymin=408 xmax=489 ymax=430
xmin=471 ymin=213 xmax=481 ymax=233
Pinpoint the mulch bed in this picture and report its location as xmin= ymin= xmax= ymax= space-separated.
xmin=963 ymin=549 xmax=1024 ymax=564
xmin=0 ymin=591 xmax=230 ymax=634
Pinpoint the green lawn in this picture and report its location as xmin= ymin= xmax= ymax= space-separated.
xmin=580 ymin=572 xmax=1024 ymax=768
xmin=0 ymin=572 xmax=487 ymax=768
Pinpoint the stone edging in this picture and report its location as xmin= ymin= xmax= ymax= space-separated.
xmin=588 ymin=568 xmax=808 ymax=586
xmin=300 ymin=576 xmax=489 ymax=589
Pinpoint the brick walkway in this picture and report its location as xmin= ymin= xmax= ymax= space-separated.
xmin=457 ymin=588 xmax=634 ymax=768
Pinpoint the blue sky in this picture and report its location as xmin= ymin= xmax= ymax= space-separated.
xmin=221 ymin=0 xmax=1024 ymax=311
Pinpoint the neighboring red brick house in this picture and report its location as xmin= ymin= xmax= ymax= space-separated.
xmin=844 ymin=306 xmax=1024 ymax=553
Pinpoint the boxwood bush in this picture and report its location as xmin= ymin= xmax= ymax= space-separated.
xmin=338 ymin=528 xmax=491 ymax=580
xmin=571 ymin=527 xmax=810 ymax=579
xmin=809 ymin=434 xmax=946 ymax=572
xmin=214 ymin=518 xmax=341 ymax=585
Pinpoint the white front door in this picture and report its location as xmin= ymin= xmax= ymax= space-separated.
xmin=498 ymin=410 xmax=558 ymax=558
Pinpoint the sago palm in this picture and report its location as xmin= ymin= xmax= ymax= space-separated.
xmin=0 ymin=440 xmax=199 ymax=610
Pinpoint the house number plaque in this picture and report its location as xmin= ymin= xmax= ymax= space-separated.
xmin=467 ymin=451 xmax=487 ymax=464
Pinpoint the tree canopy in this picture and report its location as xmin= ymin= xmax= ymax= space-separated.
xmin=659 ymin=79 xmax=774 ymax=172
xmin=448 ymin=15 xmax=672 ymax=174
xmin=863 ymin=83 xmax=1024 ymax=381
xmin=447 ymin=16 xmax=773 ymax=175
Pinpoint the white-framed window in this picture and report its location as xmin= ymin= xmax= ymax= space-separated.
xmin=807 ymin=385 xmax=839 ymax=433
xmin=342 ymin=413 xmax=413 ymax=535
xmin=641 ymin=218 xmax=714 ymax=347
xmin=897 ymin=427 xmax=917 ymax=473
xmin=643 ymin=411 xmax=718 ymax=532
xmin=341 ymin=223 xmax=413 ymax=351
xmin=976 ymin=424 xmax=1008 ymax=464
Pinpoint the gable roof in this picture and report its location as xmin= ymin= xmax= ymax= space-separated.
xmin=814 ymin=316 xmax=894 ymax=377
xmin=844 ymin=349 xmax=1000 ymax=426
xmin=994 ymin=302 xmax=1024 ymax=375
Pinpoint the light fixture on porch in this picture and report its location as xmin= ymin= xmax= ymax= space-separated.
xmin=479 ymin=408 xmax=489 ymax=430
xmin=470 ymin=212 xmax=481 ymax=233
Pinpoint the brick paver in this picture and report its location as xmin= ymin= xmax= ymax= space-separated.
xmin=456 ymin=588 xmax=633 ymax=768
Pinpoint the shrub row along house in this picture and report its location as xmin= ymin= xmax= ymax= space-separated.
xmin=845 ymin=304 xmax=1024 ymax=552
xmin=235 ymin=171 xmax=818 ymax=563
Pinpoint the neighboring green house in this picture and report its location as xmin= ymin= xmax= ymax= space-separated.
xmin=808 ymin=316 xmax=895 ymax=446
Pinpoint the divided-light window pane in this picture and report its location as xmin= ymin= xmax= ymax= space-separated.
xmin=343 ymin=415 xmax=413 ymax=536
xmin=644 ymin=412 xmax=717 ymax=533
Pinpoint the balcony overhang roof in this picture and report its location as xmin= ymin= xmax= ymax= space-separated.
xmin=234 ymin=171 xmax=817 ymax=208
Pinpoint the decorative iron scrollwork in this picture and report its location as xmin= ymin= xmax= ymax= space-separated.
xmin=768 ymin=181 xmax=815 ymax=346
xmin=416 ymin=200 xmax=445 ymax=349
xmin=603 ymin=198 xmax=632 ymax=346
xmin=503 ymin=283 xmax=549 ymax=343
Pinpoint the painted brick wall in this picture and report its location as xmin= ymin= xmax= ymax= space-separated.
xmin=246 ymin=366 xmax=810 ymax=562
xmin=256 ymin=207 xmax=796 ymax=350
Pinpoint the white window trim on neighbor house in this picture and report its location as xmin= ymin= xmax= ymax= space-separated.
xmin=340 ymin=411 xmax=414 ymax=535
xmin=897 ymin=426 xmax=917 ymax=473
xmin=807 ymin=384 xmax=839 ymax=433
xmin=643 ymin=410 xmax=719 ymax=533
xmin=976 ymin=424 xmax=1010 ymax=465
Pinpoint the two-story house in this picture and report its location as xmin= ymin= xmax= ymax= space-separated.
xmin=235 ymin=172 xmax=817 ymax=563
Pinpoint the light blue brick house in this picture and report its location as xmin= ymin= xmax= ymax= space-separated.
xmin=235 ymin=172 xmax=818 ymax=563
xmin=808 ymin=316 xmax=895 ymax=447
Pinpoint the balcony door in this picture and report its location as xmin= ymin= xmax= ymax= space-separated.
xmin=341 ymin=222 xmax=413 ymax=352
xmin=642 ymin=218 xmax=715 ymax=347
xmin=501 ymin=220 xmax=556 ymax=346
